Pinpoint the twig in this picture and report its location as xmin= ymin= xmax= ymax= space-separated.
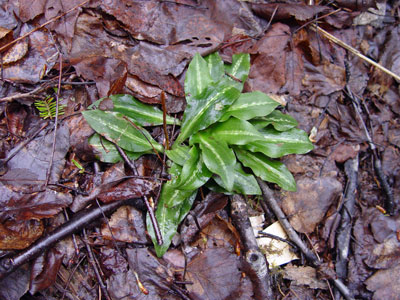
xmin=62 ymin=209 xmax=80 ymax=258
xmin=294 ymin=9 xmax=342 ymax=34
xmin=0 ymin=198 xmax=140 ymax=280
xmin=335 ymin=155 xmax=358 ymax=299
xmin=82 ymin=229 xmax=112 ymax=300
xmin=0 ymin=0 xmax=90 ymax=53
xmin=230 ymin=194 xmax=273 ymax=300
xmin=115 ymin=145 xmax=163 ymax=245
xmin=256 ymin=178 xmax=319 ymax=263
xmin=256 ymin=179 xmax=355 ymax=300
xmin=161 ymin=91 xmax=170 ymax=150
xmin=122 ymin=116 xmax=166 ymax=167
xmin=45 ymin=51 xmax=63 ymax=186
xmin=60 ymin=255 xmax=86 ymax=300
xmin=257 ymin=231 xmax=298 ymax=249
xmin=346 ymin=87 xmax=395 ymax=215
xmin=311 ymin=24 xmax=400 ymax=82
xmin=0 ymin=85 xmax=48 ymax=102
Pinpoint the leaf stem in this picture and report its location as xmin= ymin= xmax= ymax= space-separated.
xmin=115 ymin=145 xmax=164 ymax=245
xmin=161 ymin=92 xmax=170 ymax=150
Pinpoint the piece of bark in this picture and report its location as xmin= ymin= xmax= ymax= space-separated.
xmin=230 ymin=194 xmax=273 ymax=300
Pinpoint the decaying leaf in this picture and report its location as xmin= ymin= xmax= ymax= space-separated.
xmin=282 ymin=177 xmax=342 ymax=233
xmin=186 ymin=248 xmax=242 ymax=300
xmin=366 ymin=263 xmax=400 ymax=300
xmin=0 ymin=219 xmax=43 ymax=250
xmin=283 ymin=265 xmax=328 ymax=290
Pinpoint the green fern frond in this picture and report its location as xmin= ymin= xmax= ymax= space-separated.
xmin=34 ymin=96 xmax=66 ymax=119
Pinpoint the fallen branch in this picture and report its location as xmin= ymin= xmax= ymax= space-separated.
xmin=335 ymin=155 xmax=358 ymax=298
xmin=230 ymin=194 xmax=273 ymax=300
xmin=346 ymin=86 xmax=395 ymax=215
xmin=0 ymin=198 xmax=141 ymax=280
xmin=256 ymin=179 xmax=355 ymax=300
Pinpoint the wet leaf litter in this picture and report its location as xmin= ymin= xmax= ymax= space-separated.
xmin=0 ymin=1 xmax=400 ymax=299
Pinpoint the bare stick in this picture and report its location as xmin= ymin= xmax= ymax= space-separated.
xmin=0 ymin=85 xmax=48 ymax=102
xmin=311 ymin=25 xmax=400 ymax=82
xmin=115 ymin=145 xmax=163 ymax=245
xmin=346 ymin=87 xmax=395 ymax=215
xmin=256 ymin=178 xmax=319 ymax=263
xmin=83 ymin=229 xmax=112 ymax=300
xmin=0 ymin=198 xmax=140 ymax=280
xmin=335 ymin=156 xmax=358 ymax=299
xmin=45 ymin=51 xmax=63 ymax=186
xmin=231 ymin=194 xmax=273 ymax=300
xmin=256 ymin=179 xmax=355 ymax=300
xmin=161 ymin=92 xmax=170 ymax=150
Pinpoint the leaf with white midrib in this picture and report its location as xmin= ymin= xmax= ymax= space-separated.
xmin=111 ymin=94 xmax=179 ymax=126
xmin=244 ymin=127 xmax=314 ymax=158
xmin=221 ymin=91 xmax=280 ymax=121
xmin=174 ymin=84 xmax=240 ymax=146
xmin=185 ymin=53 xmax=212 ymax=102
xmin=82 ymin=110 xmax=164 ymax=153
xmin=208 ymin=117 xmax=264 ymax=145
xmin=235 ymin=148 xmax=296 ymax=191
xmin=198 ymin=135 xmax=236 ymax=191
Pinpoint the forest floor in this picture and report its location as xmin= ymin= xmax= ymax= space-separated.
xmin=0 ymin=1 xmax=399 ymax=299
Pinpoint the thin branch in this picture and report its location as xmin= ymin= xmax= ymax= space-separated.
xmin=115 ymin=145 xmax=163 ymax=245
xmin=45 ymin=51 xmax=63 ymax=186
xmin=161 ymin=91 xmax=170 ymax=150
xmin=345 ymin=87 xmax=395 ymax=215
xmin=0 ymin=85 xmax=48 ymax=102
xmin=311 ymin=24 xmax=400 ymax=81
xmin=82 ymin=228 xmax=112 ymax=300
xmin=335 ymin=156 xmax=358 ymax=299
xmin=256 ymin=178 xmax=319 ymax=263
xmin=0 ymin=198 xmax=140 ymax=280
xmin=256 ymin=179 xmax=355 ymax=300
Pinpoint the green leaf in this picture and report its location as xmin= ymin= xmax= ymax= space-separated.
xmin=213 ymin=163 xmax=261 ymax=195
xmin=251 ymin=110 xmax=298 ymax=131
xmin=197 ymin=134 xmax=236 ymax=191
xmin=185 ymin=53 xmax=212 ymax=101
xmin=205 ymin=52 xmax=224 ymax=82
xmin=175 ymin=145 xmax=212 ymax=190
xmin=82 ymin=110 xmax=164 ymax=153
xmin=147 ymin=163 xmax=197 ymax=257
xmin=165 ymin=145 xmax=191 ymax=166
xmin=208 ymin=117 xmax=264 ymax=145
xmin=235 ymin=148 xmax=296 ymax=191
xmin=34 ymin=96 xmax=66 ymax=119
xmin=174 ymin=83 xmax=240 ymax=146
xmin=147 ymin=187 xmax=197 ymax=257
xmin=88 ymin=133 xmax=147 ymax=163
xmin=221 ymin=91 xmax=280 ymax=122
xmin=243 ymin=127 xmax=314 ymax=158
xmin=110 ymin=94 xmax=179 ymax=126
xmin=224 ymin=53 xmax=250 ymax=91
